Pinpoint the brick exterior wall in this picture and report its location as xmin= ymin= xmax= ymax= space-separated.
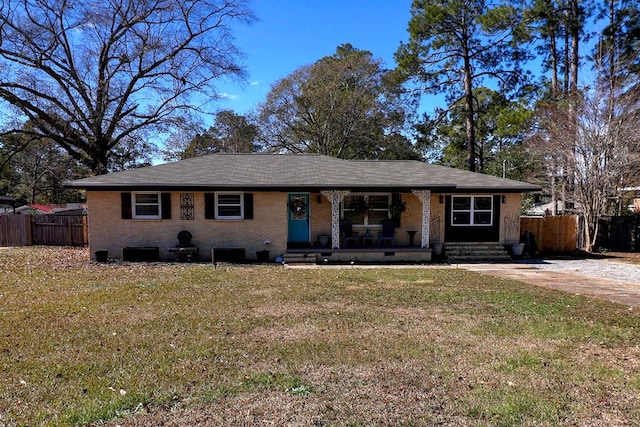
xmin=86 ymin=190 xmax=523 ymax=260
xmin=501 ymin=193 xmax=523 ymax=243
xmin=87 ymin=191 xmax=288 ymax=261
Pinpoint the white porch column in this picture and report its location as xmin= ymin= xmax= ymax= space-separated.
xmin=411 ymin=190 xmax=431 ymax=249
xmin=321 ymin=190 xmax=351 ymax=249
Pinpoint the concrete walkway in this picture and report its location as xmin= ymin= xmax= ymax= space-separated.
xmin=458 ymin=258 xmax=640 ymax=307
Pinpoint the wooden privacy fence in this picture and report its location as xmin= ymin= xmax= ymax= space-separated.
xmin=520 ymin=215 xmax=578 ymax=254
xmin=0 ymin=215 xmax=31 ymax=246
xmin=0 ymin=214 xmax=87 ymax=247
xmin=597 ymin=215 xmax=640 ymax=252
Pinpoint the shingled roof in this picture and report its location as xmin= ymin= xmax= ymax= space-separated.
xmin=65 ymin=154 xmax=541 ymax=193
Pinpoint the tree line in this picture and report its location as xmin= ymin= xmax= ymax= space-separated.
xmin=1 ymin=0 xmax=639 ymax=250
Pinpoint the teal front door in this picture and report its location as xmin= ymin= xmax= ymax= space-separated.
xmin=288 ymin=194 xmax=310 ymax=243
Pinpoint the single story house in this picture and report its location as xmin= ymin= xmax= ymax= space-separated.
xmin=65 ymin=154 xmax=541 ymax=263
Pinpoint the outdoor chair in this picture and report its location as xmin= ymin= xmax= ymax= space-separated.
xmin=169 ymin=229 xmax=199 ymax=262
xmin=340 ymin=219 xmax=359 ymax=248
xmin=378 ymin=219 xmax=396 ymax=247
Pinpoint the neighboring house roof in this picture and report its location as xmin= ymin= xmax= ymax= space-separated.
xmin=65 ymin=154 xmax=541 ymax=193
xmin=524 ymin=200 xmax=581 ymax=216
xmin=51 ymin=204 xmax=88 ymax=216
xmin=2 ymin=203 xmax=88 ymax=216
xmin=5 ymin=204 xmax=55 ymax=215
xmin=30 ymin=204 xmax=55 ymax=213
xmin=0 ymin=195 xmax=16 ymax=203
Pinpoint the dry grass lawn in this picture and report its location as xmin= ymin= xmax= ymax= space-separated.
xmin=1 ymin=247 xmax=640 ymax=426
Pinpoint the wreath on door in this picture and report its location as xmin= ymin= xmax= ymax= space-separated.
xmin=290 ymin=197 xmax=306 ymax=218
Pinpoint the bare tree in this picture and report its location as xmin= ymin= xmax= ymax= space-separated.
xmin=0 ymin=129 xmax=88 ymax=203
xmin=528 ymin=75 xmax=640 ymax=251
xmin=0 ymin=0 xmax=254 ymax=174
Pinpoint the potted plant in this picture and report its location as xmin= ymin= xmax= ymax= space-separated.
xmin=504 ymin=213 xmax=524 ymax=256
xmin=389 ymin=198 xmax=406 ymax=227
xmin=318 ymin=234 xmax=330 ymax=248
xmin=352 ymin=198 xmax=370 ymax=218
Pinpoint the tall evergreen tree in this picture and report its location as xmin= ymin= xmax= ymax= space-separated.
xmin=416 ymin=87 xmax=533 ymax=178
xmin=395 ymin=0 xmax=529 ymax=172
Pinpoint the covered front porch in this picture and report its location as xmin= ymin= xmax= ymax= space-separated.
xmin=283 ymin=189 xmax=437 ymax=264
xmin=317 ymin=189 xmax=435 ymax=250
xmin=283 ymin=187 xmax=523 ymax=264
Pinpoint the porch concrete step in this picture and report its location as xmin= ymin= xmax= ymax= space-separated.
xmin=447 ymin=251 xmax=511 ymax=258
xmin=283 ymin=252 xmax=318 ymax=265
xmin=448 ymin=254 xmax=513 ymax=262
xmin=444 ymin=242 xmax=511 ymax=263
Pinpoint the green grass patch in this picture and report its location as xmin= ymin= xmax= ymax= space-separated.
xmin=1 ymin=247 xmax=639 ymax=426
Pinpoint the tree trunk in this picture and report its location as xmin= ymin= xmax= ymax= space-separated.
xmin=551 ymin=158 xmax=557 ymax=216
xmin=550 ymin=28 xmax=559 ymax=98
xmin=463 ymin=51 xmax=476 ymax=172
xmin=89 ymin=148 xmax=110 ymax=176
xmin=563 ymin=11 xmax=570 ymax=94
xmin=569 ymin=0 xmax=580 ymax=94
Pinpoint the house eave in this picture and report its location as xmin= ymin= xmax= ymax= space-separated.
xmin=452 ymin=186 xmax=542 ymax=193
xmin=63 ymin=183 xmax=461 ymax=192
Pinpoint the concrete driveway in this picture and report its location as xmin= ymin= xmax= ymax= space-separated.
xmin=458 ymin=258 xmax=640 ymax=307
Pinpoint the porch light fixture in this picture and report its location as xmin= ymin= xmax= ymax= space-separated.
xmin=317 ymin=194 xmax=322 ymax=204
xmin=502 ymin=195 xmax=507 ymax=204
xmin=439 ymin=195 xmax=444 ymax=204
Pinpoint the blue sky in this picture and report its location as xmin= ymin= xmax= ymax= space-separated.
xmin=214 ymin=0 xmax=413 ymax=115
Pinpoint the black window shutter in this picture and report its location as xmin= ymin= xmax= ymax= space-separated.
xmin=121 ymin=193 xmax=132 ymax=219
xmin=392 ymin=193 xmax=401 ymax=227
xmin=244 ymin=193 xmax=253 ymax=219
xmin=204 ymin=193 xmax=215 ymax=219
xmin=161 ymin=193 xmax=171 ymax=219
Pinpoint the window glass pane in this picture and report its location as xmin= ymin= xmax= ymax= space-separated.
xmin=344 ymin=211 xmax=365 ymax=225
xmin=474 ymin=197 xmax=492 ymax=210
xmin=136 ymin=204 xmax=159 ymax=216
xmin=474 ymin=212 xmax=492 ymax=225
xmin=217 ymin=194 xmax=241 ymax=205
xmin=452 ymin=197 xmax=471 ymax=210
xmin=368 ymin=195 xmax=389 ymax=209
xmin=452 ymin=212 xmax=471 ymax=225
xmin=368 ymin=210 xmax=388 ymax=225
xmin=135 ymin=193 xmax=158 ymax=204
xmin=218 ymin=205 xmax=241 ymax=217
xmin=343 ymin=195 xmax=364 ymax=210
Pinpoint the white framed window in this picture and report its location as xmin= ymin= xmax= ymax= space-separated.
xmin=342 ymin=193 xmax=390 ymax=227
xmin=132 ymin=192 xmax=161 ymax=219
xmin=452 ymin=195 xmax=493 ymax=226
xmin=215 ymin=192 xmax=244 ymax=219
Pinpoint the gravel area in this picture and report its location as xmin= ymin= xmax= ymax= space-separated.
xmin=520 ymin=258 xmax=640 ymax=283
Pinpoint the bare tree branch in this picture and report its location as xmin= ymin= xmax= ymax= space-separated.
xmin=0 ymin=0 xmax=254 ymax=174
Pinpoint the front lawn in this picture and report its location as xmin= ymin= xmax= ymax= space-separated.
xmin=1 ymin=247 xmax=639 ymax=426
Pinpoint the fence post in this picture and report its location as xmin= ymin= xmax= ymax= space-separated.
xmin=83 ymin=215 xmax=88 ymax=246
xmin=26 ymin=215 xmax=32 ymax=246
xmin=68 ymin=220 xmax=73 ymax=246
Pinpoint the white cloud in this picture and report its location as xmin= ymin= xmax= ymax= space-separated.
xmin=220 ymin=93 xmax=239 ymax=100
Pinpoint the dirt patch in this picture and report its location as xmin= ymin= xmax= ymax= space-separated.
xmin=605 ymin=252 xmax=640 ymax=265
